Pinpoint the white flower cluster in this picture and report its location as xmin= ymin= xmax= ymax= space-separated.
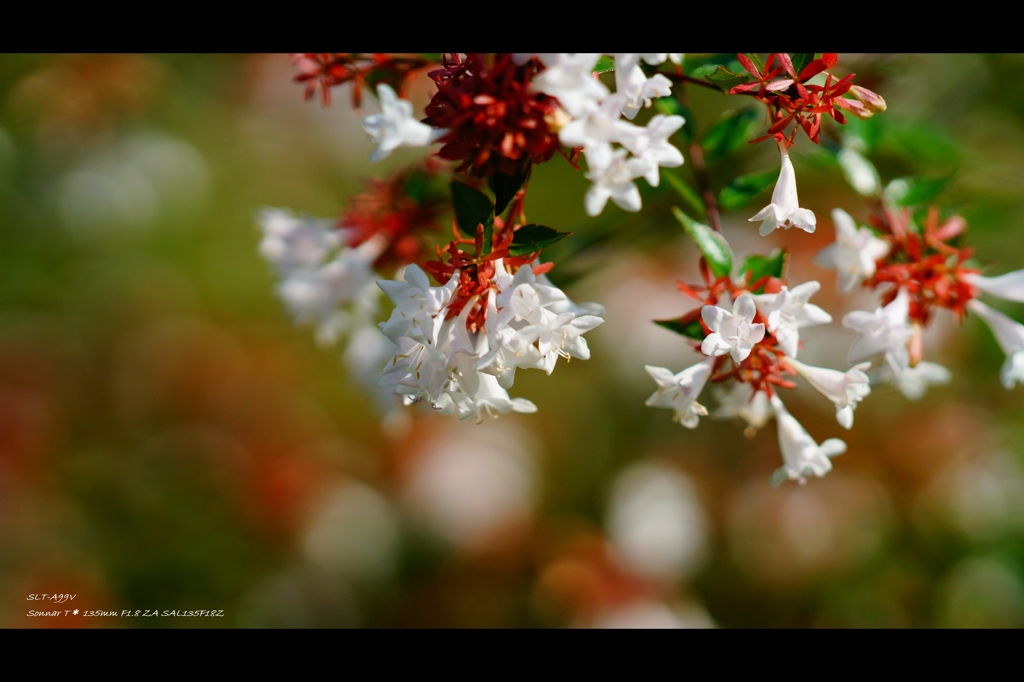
xmin=257 ymin=208 xmax=402 ymax=414
xmin=378 ymin=261 xmax=605 ymax=422
xmin=525 ymin=53 xmax=685 ymax=217
xmin=813 ymin=211 xmax=954 ymax=400
xmin=257 ymin=208 xmax=383 ymax=346
xmin=645 ymin=283 xmax=873 ymax=485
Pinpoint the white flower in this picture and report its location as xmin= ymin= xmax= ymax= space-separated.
xmin=814 ymin=208 xmax=890 ymax=294
xmin=584 ymin=147 xmax=650 ymax=216
xmin=619 ymin=114 xmax=685 ymax=186
xmin=836 ymin=147 xmax=880 ymax=196
xmin=361 ymin=84 xmax=445 ymax=162
xmin=964 ymin=270 xmax=1024 ymax=303
xmin=613 ymin=54 xmax=673 ymax=120
xmin=843 ymin=288 xmax=913 ymax=374
xmin=644 ymin=357 xmax=715 ymax=428
xmin=378 ymin=264 xmax=459 ymax=343
xmin=749 ymin=144 xmax=816 ymax=236
xmin=752 ymin=281 xmax=832 ymax=358
xmin=713 ymin=383 xmax=773 ymax=434
xmin=895 ymin=361 xmax=952 ymax=401
xmin=786 ymin=357 xmax=872 ymax=429
xmin=557 ymin=94 xmax=631 ymax=160
xmin=700 ymin=294 xmax=766 ymax=363
xmin=532 ymin=54 xmax=609 ymax=118
xmin=257 ymin=208 xmax=340 ymax=273
xmin=441 ymin=372 xmax=538 ymax=424
xmin=968 ymin=299 xmax=1024 ymax=389
xmin=769 ymin=394 xmax=847 ymax=486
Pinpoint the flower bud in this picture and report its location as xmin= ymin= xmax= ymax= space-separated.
xmin=850 ymin=85 xmax=887 ymax=114
xmin=544 ymin=106 xmax=573 ymax=134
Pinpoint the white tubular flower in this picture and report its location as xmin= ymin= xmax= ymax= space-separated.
xmin=644 ymin=357 xmax=715 ymax=428
xmin=836 ymin=147 xmax=880 ymax=196
xmin=752 ymin=281 xmax=832 ymax=358
xmin=769 ymin=394 xmax=847 ymax=486
xmin=613 ymin=54 xmax=673 ymax=120
xmin=701 ymin=294 xmax=766 ymax=363
xmin=749 ymin=144 xmax=816 ymax=236
xmin=895 ymin=361 xmax=952 ymax=401
xmin=964 ymin=270 xmax=1024 ymax=303
xmin=713 ymin=383 xmax=773 ymax=433
xmin=362 ymin=84 xmax=445 ymax=162
xmin=786 ymin=357 xmax=871 ymax=429
xmin=968 ymin=299 xmax=1024 ymax=389
xmin=257 ymin=208 xmax=340 ymax=273
xmin=814 ymin=208 xmax=890 ymax=294
xmin=584 ymin=148 xmax=649 ymax=216
xmin=532 ymin=53 xmax=609 ymax=118
xmin=843 ymin=288 xmax=913 ymax=374
xmin=378 ymin=265 xmax=459 ymax=342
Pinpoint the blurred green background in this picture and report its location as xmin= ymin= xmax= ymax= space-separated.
xmin=3 ymin=53 xmax=1024 ymax=628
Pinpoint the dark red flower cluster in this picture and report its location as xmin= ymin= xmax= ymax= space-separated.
xmin=340 ymin=162 xmax=448 ymax=271
xmin=291 ymin=53 xmax=433 ymax=107
xmin=864 ymin=206 xmax=979 ymax=325
xmin=673 ymin=261 xmax=796 ymax=396
xmin=424 ymin=53 xmax=562 ymax=178
xmin=730 ymin=53 xmax=886 ymax=145
xmin=423 ymin=218 xmax=551 ymax=333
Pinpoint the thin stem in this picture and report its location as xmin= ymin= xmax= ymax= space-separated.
xmin=687 ymin=140 xmax=722 ymax=233
xmin=675 ymin=83 xmax=722 ymax=232
xmin=664 ymin=73 xmax=722 ymax=92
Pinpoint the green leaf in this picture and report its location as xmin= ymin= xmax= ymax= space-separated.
xmin=653 ymin=97 xmax=695 ymax=142
xmin=663 ymin=169 xmax=705 ymax=218
xmin=740 ymin=249 xmax=787 ymax=293
xmin=683 ymin=54 xmax=738 ymax=79
xmin=673 ymin=206 xmax=733 ymax=278
xmin=884 ymin=173 xmax=955 ymax=207
xmin=488 ymin=166 xmax=530 ymax=216
xmin=451 ymin=181 xmax=494 ymax=254
xmin=594 ymin=56 xmax=615 ymax=74
xmin=702 ymin=65 xmax=748 ymax=92
xmin=791 ymin=53 xmax=815 ymax=76
xmin=655 ymin=317 xmax=705 ymax=341
xmin=718 ymin=169 xmax=778 ymax=211
xmin=701 ymin=109 xmax=760 ymax=160
xmin=509 ymin=223 xmax=571 ymax=256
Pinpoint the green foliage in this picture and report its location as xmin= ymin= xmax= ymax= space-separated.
xmin=740 ymin=249 xmax=787 ymax=293
xmin=684 ymin=54 xmax=740 ymax=78
xmin=655 ymin=316 xmax=705 ymax=340
xmin=701 ymin=109 xmax=760 ymax=160
xmin=509 ymin=224 xmax=571 ymax=256
xmin=451 ymin=181 xmax=494 ymax=254
xmin=594 ymin=56 xmax=615 ymax=74
xmin=791 ymin=53 xmax=815 ymax=75
xmin=663 ymin=169 xmax=706 ymax=218
xmin=673 ymin=206 xmax=733 ymax=278
xmin=488 ymin=167 xmax=530 ymax=216
xmin=718 ymin=170 xmax=778 ymax=211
